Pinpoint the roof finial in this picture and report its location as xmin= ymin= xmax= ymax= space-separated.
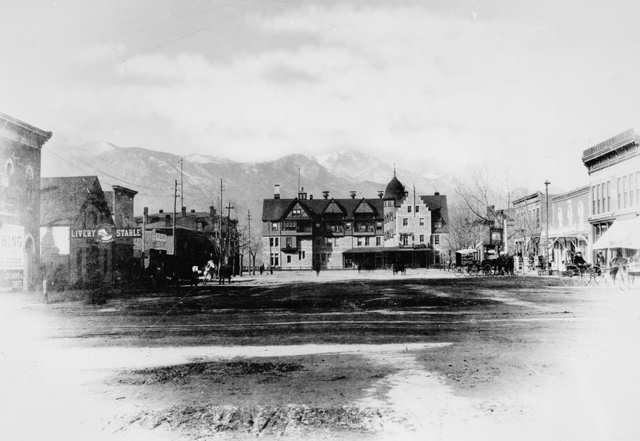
xmin=393 ymin=163 xmax=396 ymax=177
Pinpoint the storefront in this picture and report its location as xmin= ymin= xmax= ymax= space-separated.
xmin=592 ymin=215 xmax=640 ymax=265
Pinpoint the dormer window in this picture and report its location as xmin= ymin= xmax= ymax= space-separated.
xmin=292 ymin=208 xmax=302 ymax=216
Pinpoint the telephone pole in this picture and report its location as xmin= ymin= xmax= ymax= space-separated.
xmin=226 ymin=201 xmax=234 ymax=271
xmin=218 ymin=179 xmax=223 ymax=274
xmin=247 ymin=209 xmax=254 ymax=275
xmin=179 ymin=157 xmax=184 ymax=209
xmin=544 ymin=180 xmax=551 ymax=274
xmin=172 ymin=179 xmax=178 ymax=257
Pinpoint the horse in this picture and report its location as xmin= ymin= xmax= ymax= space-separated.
xmin=218 ymin=264 xmax=233 ymax=284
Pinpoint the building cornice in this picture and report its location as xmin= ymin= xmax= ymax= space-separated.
xmin=0 ymin=112 xmax=52 ymax=149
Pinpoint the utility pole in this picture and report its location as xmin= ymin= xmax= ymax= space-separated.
xmin=544 ymin=180 xmax=551 ymax=274
xmin=225 ymin=201 xmax=235 ymax=274
xmin=218 ymin=179 xmax=223 ymax=275
xmin=179 ymin=157 xmax=184 ymax=209
xmin=247 ymin=210 xmax=254 ymax=275
xmin=172 ymin=179 xmax=178 ymax=258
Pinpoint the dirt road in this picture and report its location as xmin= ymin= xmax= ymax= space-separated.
xmin=3 ymin=276 xmax=639 ymax=440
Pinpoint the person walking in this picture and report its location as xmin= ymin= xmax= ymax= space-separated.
xmin=573 ymin=251 xmax=586 ymax=276
xmin=610 ymin=250 xmax=628 ymax=286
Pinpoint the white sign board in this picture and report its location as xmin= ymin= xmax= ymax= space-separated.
xmin=0 ymin=223 xmax=24 ymax=271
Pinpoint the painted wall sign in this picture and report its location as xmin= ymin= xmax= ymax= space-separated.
xmin=71 ymin=226 xmax=142 ymax=243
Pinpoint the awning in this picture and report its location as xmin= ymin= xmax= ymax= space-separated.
xmin=456 ymin=249 xmax=477 ymax=255
xmin=343 ymin=247 xmax=429 ymax=254
xmin=593 ymin=216 xmax=640 ymax=250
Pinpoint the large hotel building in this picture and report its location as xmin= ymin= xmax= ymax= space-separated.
xmin=261 ymin=174 xmax=448 ymax=270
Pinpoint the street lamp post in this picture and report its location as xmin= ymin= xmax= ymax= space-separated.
xmin=544 ymin=180 xmax=551 ymax=274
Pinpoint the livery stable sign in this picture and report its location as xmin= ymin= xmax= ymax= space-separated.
xmin=71 ymin=225 xmax=142 ymax=244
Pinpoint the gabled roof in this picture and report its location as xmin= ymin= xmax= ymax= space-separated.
xmin=322 ymin=199 xmax=347 ymax=215
xmin=353 ymin=198 xmax=376 ymax=214
xmin=262 ymin=197 xmax=383 ymax=221
xmin=420 ymin=194 xmax=449 ymax=234
xmin=284 ymin=200 xmax=313 ymax=219
xmin=40 ymin=176 xmax=112 ymax=226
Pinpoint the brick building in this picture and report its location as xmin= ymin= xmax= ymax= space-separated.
xmin=0 ymin=112 xmax=52 ymax=290
xmin=40 ymin=176 xmax=140 ymax=289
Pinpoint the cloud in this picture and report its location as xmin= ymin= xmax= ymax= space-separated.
xmin=20 ymin=0 xmax=640 ymax=191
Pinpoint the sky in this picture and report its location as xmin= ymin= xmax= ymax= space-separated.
xmin=2 ymin=0 xmax=640 ymax=192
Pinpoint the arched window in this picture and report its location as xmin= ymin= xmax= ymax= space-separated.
xmin=25 ymin=165 xmax=35 ymax=206
xmin=5 ymin=159 xmax=14 ymax=176
xmin=25 ymin=165 xmax=34 ymax=181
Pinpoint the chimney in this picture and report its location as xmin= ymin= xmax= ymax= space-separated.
xmin=349 ymin=191 xmax=357 ymax=199
xmin=209 ymin=205 xmax=216 ymax=218
xmin=190 ymin=209 xmax=196 ymax=213
xmin=274 ymin=184 xmax=281 ymax=199
xmin=434 ymin=191 xmax=440 ymax=196
xmin=143 ymin=206 xmax=149 ymax=224
xmin=181 ymin=206 xmax=187 ymax=216
xmin=322 ymin=190 xmax=330 ymax=199
xmin=309 ymin=194 xmax=313 ymax=200
xmin=159 ymin=209 xmax=164 ymax=214
xmin=377 ymin=190 xmax=384 ymax=199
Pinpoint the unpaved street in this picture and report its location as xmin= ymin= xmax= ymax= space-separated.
xmin=2 ymin=275 xmax=640 ymax=440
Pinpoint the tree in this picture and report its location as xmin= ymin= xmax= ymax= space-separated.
xmin=449 ymin=169 xmax=513 ymax=253
xmin=239 ymin=224 xmax=261 ymax=275
xmin=445 ymin=200 xmax=488 ymax=252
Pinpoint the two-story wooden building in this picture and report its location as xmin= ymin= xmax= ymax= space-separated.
xmin=582 ymin=129 xmax=640 ymax=263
